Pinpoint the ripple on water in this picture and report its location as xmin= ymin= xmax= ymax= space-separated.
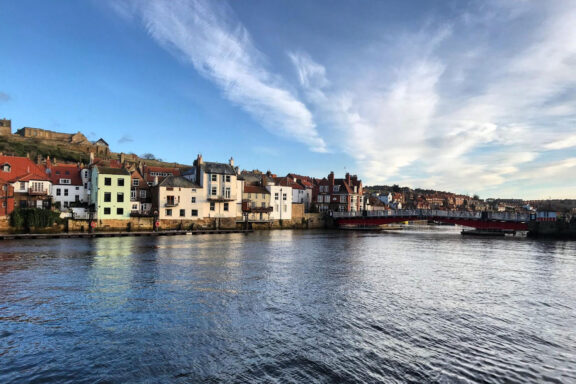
xmin=0 ymin=232 xmax=575 ymax=383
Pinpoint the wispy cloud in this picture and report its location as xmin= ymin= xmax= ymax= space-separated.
xmin=0 ymin=91 xmax=11 ymax=102
xmin=111 ymin=0 xmax=326 ymax=153
xmin=289 ymin=1 xmax=576 ymax=197
xmin=118 ymin=134 xmax=134 ymax=144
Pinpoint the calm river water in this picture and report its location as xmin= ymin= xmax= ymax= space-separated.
xmin=1 ymin=228 xmax=575 ymax=383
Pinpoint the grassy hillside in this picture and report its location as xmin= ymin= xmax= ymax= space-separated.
xmin=0 ymin=136 xmax=89 ymax=164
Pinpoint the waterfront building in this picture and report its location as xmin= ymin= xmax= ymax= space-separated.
xmin=154 ymin=176 xmax=203 ymax=221
xmin=265 ymin=180 xmax=292 ymax=221
xmin=90 ymin=166 xmax=131 ymax=220
xmin=242 ymin=184 xmax=272 ymax=223
xmin=47 ymin=161 xmax=90 ymax=209
xmin=0 ymin=177 xmax=15 ymax=217
xmin=316 ymin=172 xmax=363 ymax=212
xmin=0 ymin=155 xmax=52 ymax=209
xmin=183 ymin=155 xmax=243 ymax=223
xmin=129 ymin=168 xmax=152 ymax=215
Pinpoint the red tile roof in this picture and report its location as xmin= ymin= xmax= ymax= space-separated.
xmin=244 ymin=185 xmax=270 ymax=194
xmin=49 ymin=164 xmax=83 ymax=185
xmin=0 ymin=155 xmax=51 ymax=183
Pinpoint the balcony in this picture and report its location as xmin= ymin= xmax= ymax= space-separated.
xmin=164 ymin=201 xmax=179 ymax=207
xmin=208 ymin=194 xmax=236 ymax=202
xmin=28 ymin=188 xmax=48 ymax=196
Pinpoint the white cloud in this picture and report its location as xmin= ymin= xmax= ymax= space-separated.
xmin=112 ymin=0 xmax=327 ymax=153
xmin=289 ymin=1 xmax=576 ymax=197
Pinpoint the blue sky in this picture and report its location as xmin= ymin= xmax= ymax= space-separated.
xmin=1 ymin=0 xmax=575 ymax=199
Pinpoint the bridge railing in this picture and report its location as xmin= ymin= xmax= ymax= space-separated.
xmin=332 ymin=209 xmax=530 ymax=222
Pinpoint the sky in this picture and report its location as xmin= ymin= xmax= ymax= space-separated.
xmin=1 ymin=0 xmax=575 ymax=199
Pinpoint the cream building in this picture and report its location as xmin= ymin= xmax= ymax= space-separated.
xmin=155 ymin=176 xmax=203 ymax=221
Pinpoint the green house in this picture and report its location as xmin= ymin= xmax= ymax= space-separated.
xmin=91 ymin=166 xmax=131 ymax=220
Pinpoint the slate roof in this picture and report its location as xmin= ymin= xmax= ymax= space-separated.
xmin=159 ymin=175 xmax=200 ymax=189
xmin=202 ymin=162 xmax=236 ymax=175
xmin=97 ymin=166 xmax=130 ymax=176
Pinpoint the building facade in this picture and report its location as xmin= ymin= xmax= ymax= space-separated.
xmin=90 ymin=166 xmax=131 ymax=220
xmin=154 ymin=176 xmax=203 ymax=221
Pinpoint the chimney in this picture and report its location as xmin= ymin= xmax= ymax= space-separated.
xmin=229 ymin=157 xmax=234 ymax=166
xmin=346 ymin=172 xmax=351 ymax=185
xmin=46 ymin=156 xmax=52 ymax=169
xmin=89 ymin=152 xmax=94 ymax=165
xmin=328 ymin=171 xmax=335 ymax=187
xmin=197 ymin=154 xmax=203 ymax=166
xmin=120 ymin=152 xmax=125 ymax=164
xmin=37 ymin=154 xmax=42 ymax=164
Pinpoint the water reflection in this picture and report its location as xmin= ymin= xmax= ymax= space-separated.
xmin=0 ymin=230 xmax=575 ymax=383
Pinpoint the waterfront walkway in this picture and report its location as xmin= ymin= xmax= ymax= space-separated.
xmin=0 ymin=229 xmax=252 ymax=240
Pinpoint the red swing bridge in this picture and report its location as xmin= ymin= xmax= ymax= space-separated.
xmin=332 ymin=209 xmax=531 ymax=231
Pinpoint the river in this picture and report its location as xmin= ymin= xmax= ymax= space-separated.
xmin=1 ymin=228 xmax=575 ymax=383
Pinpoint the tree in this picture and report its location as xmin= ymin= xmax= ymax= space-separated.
xmin=141 ymin=153 xmax=162 ymax=161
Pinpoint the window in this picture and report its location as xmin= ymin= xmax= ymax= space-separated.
xmin=261 ymin=202 xmax=266 ymax=207
xmin=225 ymin=175 xmax=231 ymax=182
xmin=64 ymin=189 xmax=69 ymax=196
xmin=140 ymin=190 xmax=147 ymax=198
xmin=275 ymin=193 xmax=279 ymax=200
xmin=65 ymin=171 xmax=70 ymax=175
xmin=211 ymin=186 xmax=217 ymax=196
xmin=104 ymin=192 xmax=111 ymax=202
xmin=75 ymin=195 xmax=80 ymax=202
xmin=166 ymin=209 xmax=172 ymax=216
xmin=247 ymin=193 xmax=251 ymax=199
xmin=211 ymin=174 xmax=217 ymax=182
xmin=333 ymin=185 xmax=340 ymax=192
xmin=118 ymin=178 xmax=125 ymax=187
xmin=117 ymin=192 xmax=125 ymax=202
xmin=283 ymin=205 xmax=287 ymax=212
xmin=117 ymin=208 xmax=124 ymax=215
xmin=283 ymin=193 xmax=287 ymax=201
xmin=84 ymin=183 xmax=88 ymax=189
xmin=178 ymin=209 xmax=185 ymax=217
xmin=2 ymin=164 xmax=10 ymax=172
xmin=2 ymin=201 xmax=5 ymax=208
xmin=75 ymin=187 xmax=79 ymax=190
xmin=133 ymin=179 xmax=139 ymax=186
xmin=224 ymin=187 xmax=231 ymax=198
xmin=60 ymin=179 xmax=71 ymax=184
xmin=131 ymin=191 xmax=136 ymax=200
xmin=167 ymin=196 xmax=175 ymax=206
xmin=104 ymin=177 xmax=111 ymax=186
xmin=56 ymin=188 xmax=61 ymax=196
xmin=19 ymin=181 xmax=25 ymax=191
xmin=132 ymin=204 xmax=138 ymax=210
xmin=191 ymin=209 xmax=198 ymax=217
xmin=191 ymin=196 xmax=196 ymax=203
xmin=340 ymin=195 xmax=346 ymax=203
xmin=210 ymin=202 xmax=215 ymax=211
xmin=224 ymin=202 xmax=229 ymax=211
xmin=104 ymin=207 xmax=111 ymax=215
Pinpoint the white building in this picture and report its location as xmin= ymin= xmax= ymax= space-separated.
xmin=48 ymin=164 xmax=90 ymax=209
xmin=183 ymin=155 xmax=244 ymax=221
xmin=265 ymin=182 xmax=292 ymax=220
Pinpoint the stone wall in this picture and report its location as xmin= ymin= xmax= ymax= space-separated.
xmin=0 ymin=119 xmax=11 ymax=136
xmin=16 ymin=127 xmax=89 ymax=144
xmin=292 ymin=203 xmax=305 ymax=219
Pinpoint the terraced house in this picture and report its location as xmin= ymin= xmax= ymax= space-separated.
xmin=183 ymin=155 xmax=243 ymax=227
xmin=154 ymin=176 xmax=203 ymax=221
xmin=316 ymin=172 xmax=363 ymax=212
xmin=0 ymin=155 xmax=52 ymax=209
xmin=91 ymin=166 xmax=131 ymax=220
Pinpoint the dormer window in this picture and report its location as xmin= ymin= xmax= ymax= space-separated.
xmin=333 ymin=185 xmax=340 ymax=192
xmin=60 ymin=178 xmax=71 ymax=185
xmin=1 ymin=163 xmax=10 ymax=172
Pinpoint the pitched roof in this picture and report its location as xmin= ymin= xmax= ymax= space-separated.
xmin=244 ymin=185 xmax=270 ymax=194
xmin=142 ymin=165 xmax=181 ymax=183
xmin=49 ymin=164 xmax=83 ymax=185
xmin=97 ymin=166 xmax=130 ymax=175
xmin=202 ymin=161 xmax=236 ymax=175
xmin=159 ymin=175 xmax=200 ymax=188
xmin=0 ymin=155 xmax=51 ymax=183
